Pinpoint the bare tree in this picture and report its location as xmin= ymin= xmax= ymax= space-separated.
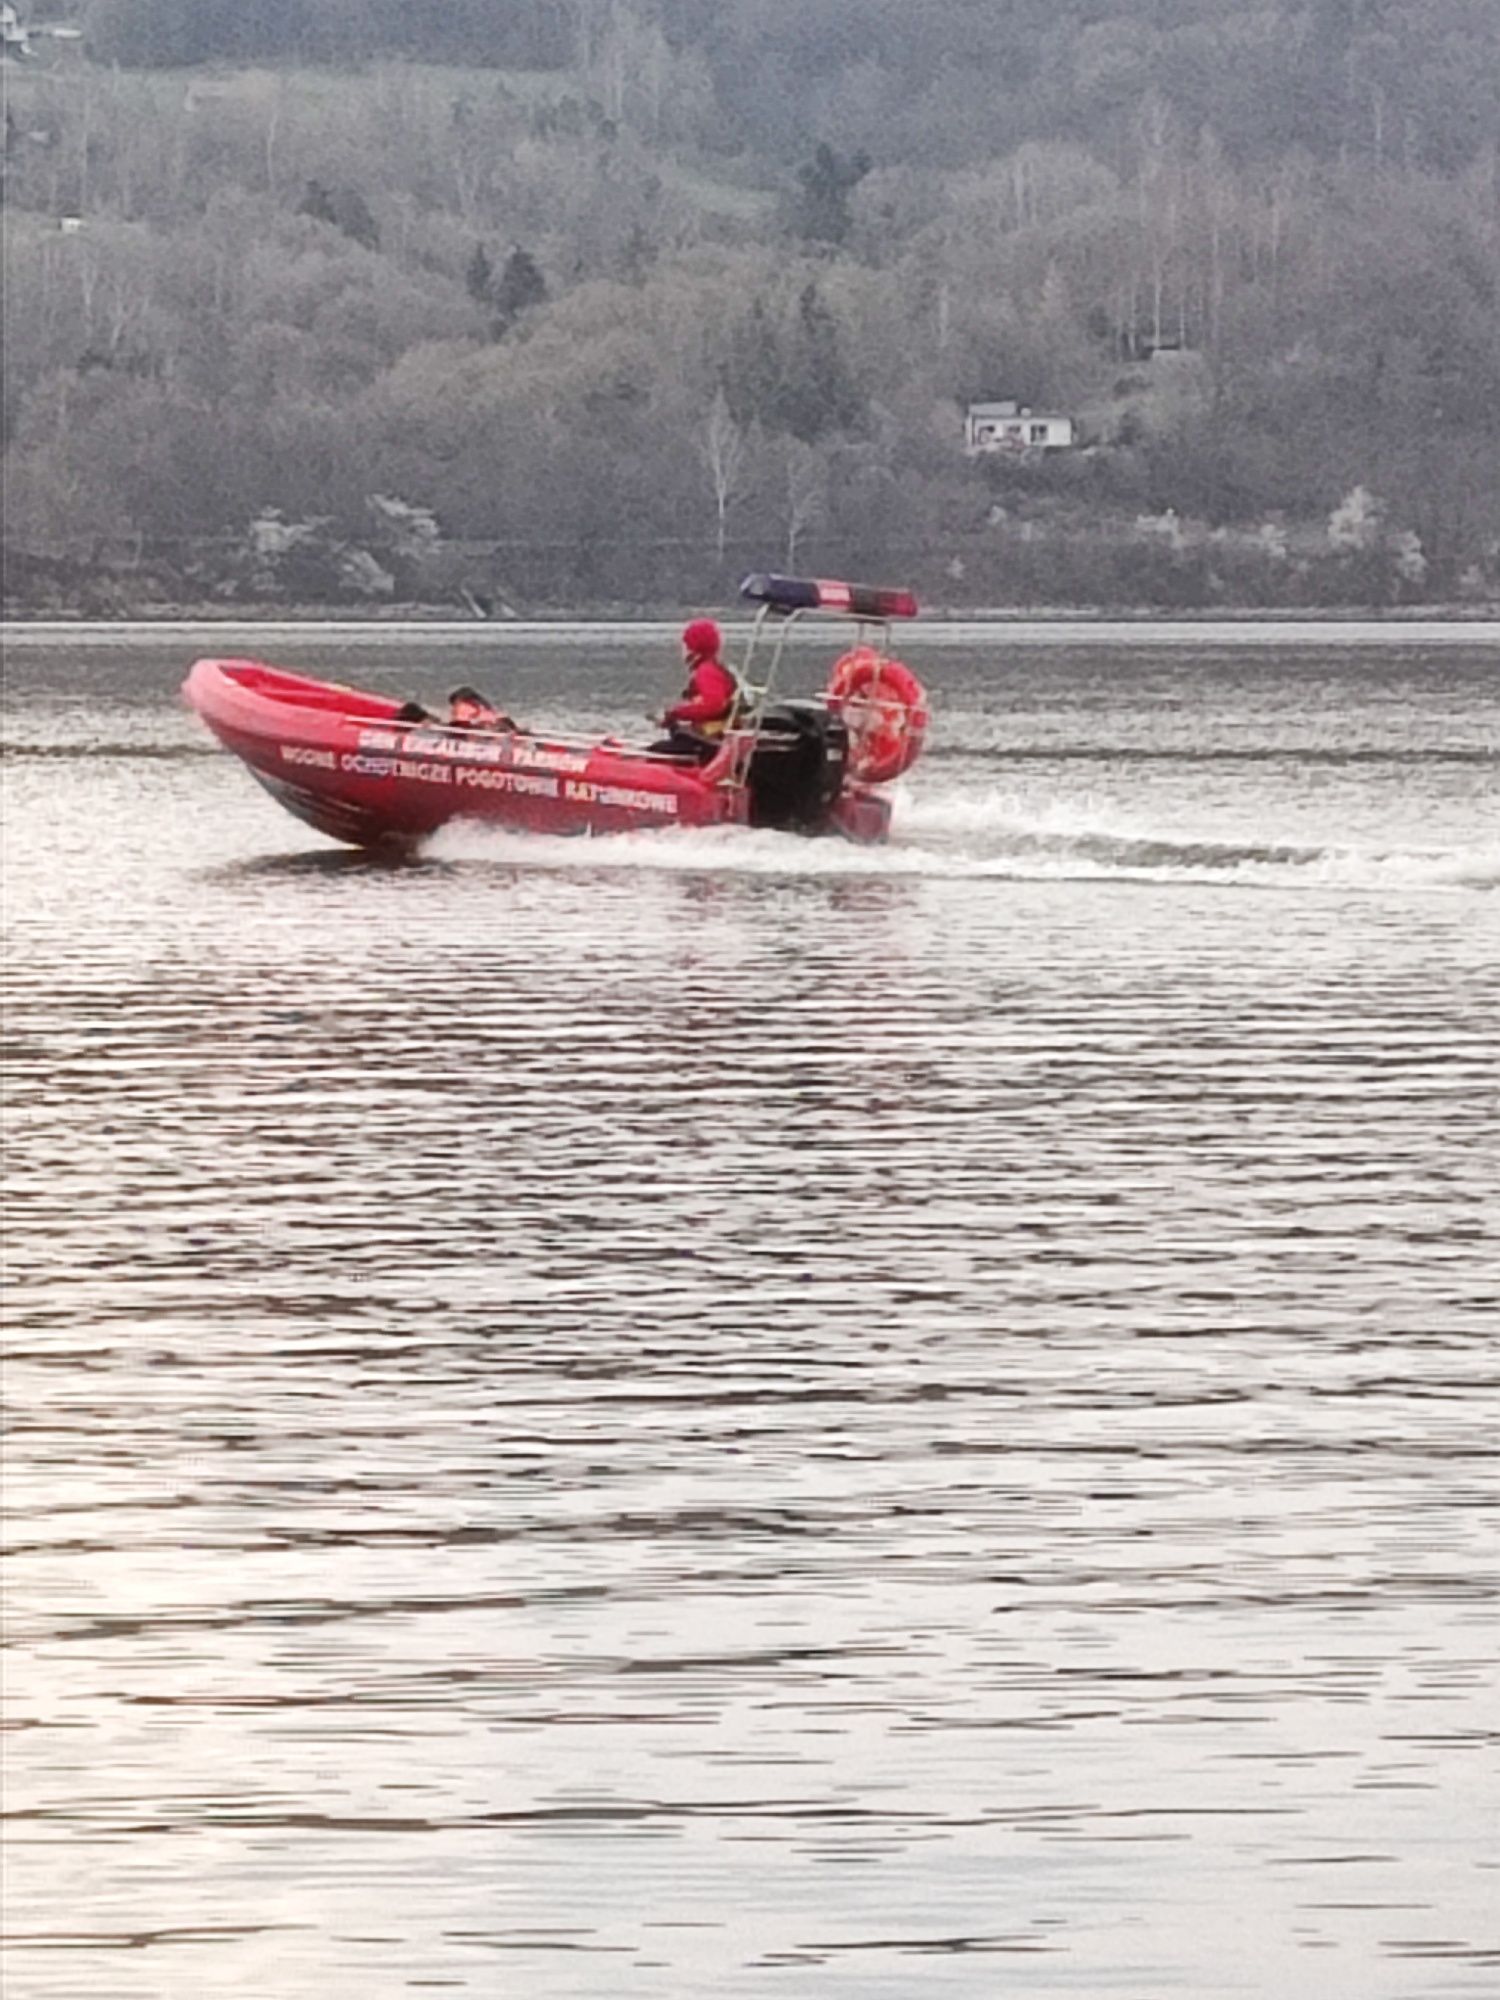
xmin=782 ymin=440 xmax=825 ymax=571
xmin=698 ymin=388 xmax=746 ymax=567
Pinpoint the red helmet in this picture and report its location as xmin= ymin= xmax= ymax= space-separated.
xmin=681 ymin=617 xmax=721 ymax=659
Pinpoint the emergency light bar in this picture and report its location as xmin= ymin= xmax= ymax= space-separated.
xmin=740 ymin=573 xmax=919 ymax=620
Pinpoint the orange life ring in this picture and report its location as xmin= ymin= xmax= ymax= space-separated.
xmin=826 ymin=648 xmax=930 ymax=783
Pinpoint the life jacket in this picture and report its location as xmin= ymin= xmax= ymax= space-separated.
xmin=667 ymin=656 xmax=741 ymax=738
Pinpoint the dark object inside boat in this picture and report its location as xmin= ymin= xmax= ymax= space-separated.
xmin=745 ymin=700 xmax=850 ymax=832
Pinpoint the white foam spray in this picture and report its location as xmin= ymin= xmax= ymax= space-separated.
xmin=425 ymin=782 xmax=1497 ymax=893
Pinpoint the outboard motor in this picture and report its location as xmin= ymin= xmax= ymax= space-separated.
xmin=745 ymin=700 xmax=849 ymax=832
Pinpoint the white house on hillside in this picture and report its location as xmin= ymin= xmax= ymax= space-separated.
xmin=965 ymin=400 xmax=1075 ymax=453
xmin=1 ymin=7 xmax=83 ymax=57
xmin=1 ymin=5 xmax=32 ymax=57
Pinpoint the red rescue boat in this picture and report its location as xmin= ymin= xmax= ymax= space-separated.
xmin=183 ymin=573 xmax=930 ymax=849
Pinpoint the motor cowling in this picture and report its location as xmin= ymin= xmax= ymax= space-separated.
xmin=825 ymin=649 xmax=930 ymax=783
xmin=745 ymin=700 xmax=849 ymax=832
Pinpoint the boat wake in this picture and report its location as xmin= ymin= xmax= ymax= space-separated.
xmin=427 ymin=784 xmax=1498 ymax=893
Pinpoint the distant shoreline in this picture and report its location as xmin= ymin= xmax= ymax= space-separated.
xmin=5 ymin=602 xmax=1499 ymax=628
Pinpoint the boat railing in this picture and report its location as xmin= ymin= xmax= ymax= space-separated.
xmin=717 ymin=600 xmax=896 ymax=791
xmin=400 ymin=719 xmax=704 ymax=766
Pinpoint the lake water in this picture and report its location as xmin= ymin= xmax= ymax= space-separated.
xmin=2 ymin=623 xmax=1497 ymax=1999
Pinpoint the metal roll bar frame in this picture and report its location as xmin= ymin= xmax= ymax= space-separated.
xmin=715 ymin=599 xmax=899 ymax=791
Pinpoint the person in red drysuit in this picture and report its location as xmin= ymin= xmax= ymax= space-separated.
xmin=652 ymin=618 xmax=739 ymax=759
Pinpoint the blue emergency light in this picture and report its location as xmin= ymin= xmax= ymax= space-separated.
xmin=739 ymin=574 xmax=919 ymax=620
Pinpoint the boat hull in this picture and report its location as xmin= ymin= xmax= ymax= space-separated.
xmin=184 ymin=659 xmax=891 ymax=846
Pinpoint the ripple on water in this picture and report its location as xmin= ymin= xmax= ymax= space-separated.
xmin=2 ymin=639 xmax=1497 ymax=1999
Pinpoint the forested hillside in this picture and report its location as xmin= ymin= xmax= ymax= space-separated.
xmin=5 ymin=0 xmax=1498 ymax=610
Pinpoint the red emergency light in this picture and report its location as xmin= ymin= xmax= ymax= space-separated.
xmin=739 ymin=573 xmax=919 ymax=620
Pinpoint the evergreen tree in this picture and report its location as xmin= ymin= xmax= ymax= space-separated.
xmin=619 ymin=225 xmax=658 ymax=285
xmin=333 ymin=186 xmax=380 ymax=251
xmin=493 ymin=247 xmax=547 ymax=327
xmin=465 ymin=242 xmax=495 ymax=308
xmin=298 ymin=179 xmax=339 ymax=229
xmin=722 ymin=298 xmax=785 ymax=431
xmin=297 ymin=179 xmax=379 ymax=250
xmin=790 ymin=143 xmax=871 ymax=247
xmin=778 ymin=284 xmax=865 ymax=441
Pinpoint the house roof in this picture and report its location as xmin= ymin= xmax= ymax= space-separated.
xmin=967 ymin=402 xmax=1072 ymax=421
